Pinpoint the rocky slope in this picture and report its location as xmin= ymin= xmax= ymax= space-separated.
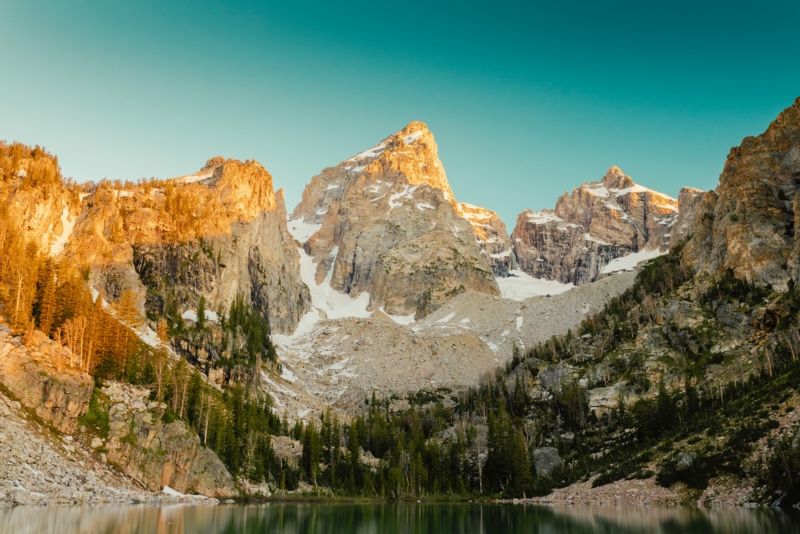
xmin=290 ymin=121 xmax=500 ymax=320
xmin=0 ymin=323 xmax=235 ymax=503
xmin=685 ymin=97 xmax=800 ymax=291
xmin=0 ymin=329 xmax=93 ymax=434
xmin=273 ymin=269 xmax=637 ymax=415
xmin=511 ymin=166 xmax=681 ymax=285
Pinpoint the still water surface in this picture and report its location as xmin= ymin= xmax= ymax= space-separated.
xmin=1 ymin=502 xmax=799 ymax=534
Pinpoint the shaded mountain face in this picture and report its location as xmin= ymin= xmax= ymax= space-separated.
xmin=290 ymin=121 xmax=501 ymax=320
xmin=0 ymin=154 xmax=310 ymax=335
xmin=511 ymin=166 xmax=688 ymax=285
xmin=685 ymin=97 xmax=800 ymax=291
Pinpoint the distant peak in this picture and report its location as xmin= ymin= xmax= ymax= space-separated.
xmin=601 ymin=166 xmax=634 ymax=190
xmin=401 ymin=121 xmax=429 ymax=135
xmin=202 ymin=156 xmax=225 ymax=172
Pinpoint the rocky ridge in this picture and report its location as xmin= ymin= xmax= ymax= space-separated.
xmin=1 ymin=155 xmax=310 ymax=334
xmin=685 ymin=97 xmax=800 ymax=291
xmin=511 ymin=166 xmax=681 ymax=285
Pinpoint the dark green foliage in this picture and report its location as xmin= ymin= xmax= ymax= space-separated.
xmin=78 ymin=388 xmax=110 ymax=438
xmin=221 ymin=294 xmax=277 ymax=370
xmin=700 ymin=268 xmax=773 ymax=310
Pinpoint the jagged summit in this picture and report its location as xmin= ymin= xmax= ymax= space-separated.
xmin=288 ymin=122 xmax=503 ymax=323
xmin=512 ymin=166 xmax=681 ymax=285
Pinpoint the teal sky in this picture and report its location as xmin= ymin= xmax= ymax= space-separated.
xmin=2 ymin=1 xmax=799 ymax=227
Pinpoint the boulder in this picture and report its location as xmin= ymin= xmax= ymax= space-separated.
xmin=0 ymin=333 xmax=93 ymax=434
xmin=533 ymin=447 xmax=564 ymax=477
xmin=103 ymin=384 xmax=236 ymax=498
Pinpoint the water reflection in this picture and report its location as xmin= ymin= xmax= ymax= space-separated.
xmin=1 ymin=502 xmax=799 ymax=534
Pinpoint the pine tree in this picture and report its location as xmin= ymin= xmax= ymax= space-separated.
xmin=196 ymin=295 xmax=206 ymax=331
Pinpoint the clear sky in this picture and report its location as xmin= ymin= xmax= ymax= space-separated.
xmin=2 ymin=0 xmax=799 ymax=227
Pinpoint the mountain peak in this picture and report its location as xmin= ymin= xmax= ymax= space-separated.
xmin=600 ymin=166 xmax=634 ymax=190
xmin=400 ymin=121 xmax=429 ymax=136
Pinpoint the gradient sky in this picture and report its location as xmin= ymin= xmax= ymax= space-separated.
xmin=2 ymin=1 xmax=799 ymax=227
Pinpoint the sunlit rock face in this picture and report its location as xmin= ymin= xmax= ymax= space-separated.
xmin=1 ymin=154 xmax=311 ymax=334
xmin=511 ymin=166 xmax=680 ymax=285
xmin=458 ymin=202 xmax=517 ymax=277
xmin=291 ymin=121 xmax=499 ymax=319
xmin=685 ymin=97 xmax=800 ymax=291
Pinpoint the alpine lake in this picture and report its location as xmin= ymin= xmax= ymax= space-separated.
xmin=1 ymin=502 xmax=800 ymax=534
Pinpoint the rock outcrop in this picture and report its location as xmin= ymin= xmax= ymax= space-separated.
xmin=533 ymin=447 xmax=564 ymax=477
xmin=684 ymin=97 xmax=800 ymax=290
xmin=458 ymin=202 xmax=517 ymax=276
xmin=291 ymin=121 xmax=499 ymax=320
xmin=50 ymin=158 xmax=311 ymax=334
xmin=102 ymin=382 xmax=236 ymax=498
xmin=511 ymin=167 xmax=679 ymax=285
xmin=671 ymin=187 xmax=706 ymax=245
xmin=0 ymin=329 xmax=93 ymax=434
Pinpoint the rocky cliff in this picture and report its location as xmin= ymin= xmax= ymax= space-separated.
xmin=0 ymin=143 xmax=82 ymax=257
xmin=458 ymin=202 xmax=517 ymax=276
xmin=0 ymin=323 xmax=235 ymax=500
xmin=671 ymin=187 xmax=706 ymax=244
xmin=684 ymin=97 xmax=800 ymax=290
xmin=0 ymin=328 xmax=93 ymax=434
xmin=511 ymin=166 xmax=680 ymax=285
xmin=290 ymin=122 xmax=500 ymax=320
xmin=102 ymin=382 xmax=236 ymax=498
xmin=0 ymin=155 xmax=311 ymax=335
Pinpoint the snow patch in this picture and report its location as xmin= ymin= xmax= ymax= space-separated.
xmin=496 ymin=270 xmax=575 ymax=301
xmin=388 ymin=185 xmax=418 ymax=211
xmin=403 ymin=131 xmax=424 ymax=145
xmin=181 ymin=309 xmax=219 ymax=324
xmin=49 ymin=204 xmax=75 ymax=256
xmin=583 ymin=184 xmax=609 ymax=197
xmin=349 ymin=143 xmax=386 ymax=162
xmin=172 ymin=172 xmax=214 ymax=185
xmin=490 ymin=250 xmax=512 ymax=259
xmin=437 ymin=312 xmax=457 ymax=323
xmin=380 ymin=307 xmax=416 ymax=325
xmin=275 ymin=246 xmax=372 ymax=343
xmin=287 ymin=217 xmax=323 ymax=244
xmin=281 ymin=365 xmax=298 ymax=383
xmin=584 ymin=234 xmax=610 ymax=245
xmin=600 ymin=248 xmax=664 ymax=274
xmin=525 ymin=211 xmax=562 ymax=224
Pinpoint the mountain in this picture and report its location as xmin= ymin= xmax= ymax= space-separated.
xmin=10 ymin=98 xmax=800 ymax=507
xmin=8 ymin=155 xmax=311 ymax=335
xmin=289 ymin=121 xmax=500 ymax=321
xmin=685 ymin=97 xmax=800 ymax=291
xmin=511 ymin=166 xmax=686 ymax=285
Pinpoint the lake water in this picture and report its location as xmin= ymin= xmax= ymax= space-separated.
xmin=1 ymin=502 xmax=799 ymax=534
